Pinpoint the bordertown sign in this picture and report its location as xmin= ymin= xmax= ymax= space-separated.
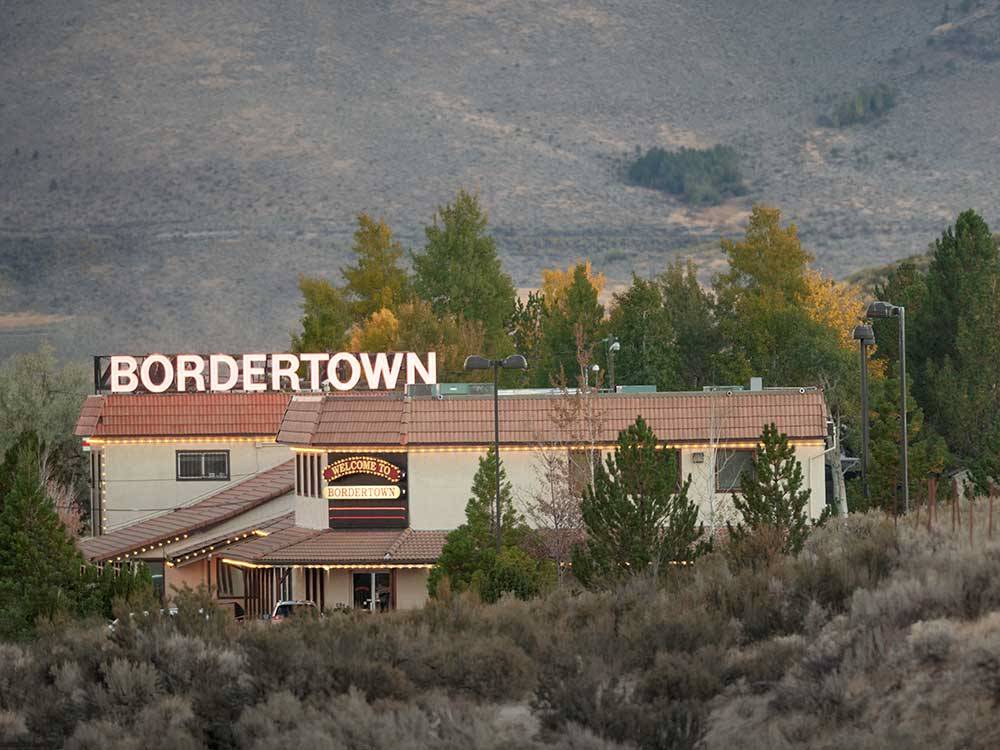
xmin=106 ymin=352 xmax=437 ymax=393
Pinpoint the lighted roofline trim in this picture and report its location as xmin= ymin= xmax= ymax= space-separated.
xmin=288 ymin=440 xmax=827 ymax=453
xmin=85 ymin=436 xmax=277 ymax=445
xmin=220 ymin=558 xmax=434 ymax=570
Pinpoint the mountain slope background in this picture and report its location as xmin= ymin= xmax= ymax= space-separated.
xmin=1 ymin=0 xmax=998 ymax=360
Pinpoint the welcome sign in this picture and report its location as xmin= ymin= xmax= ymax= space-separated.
xmin=325 ymin=452 xmax=408 ymax=529
xmin=104 ymin=352 xmax=436 ymax=393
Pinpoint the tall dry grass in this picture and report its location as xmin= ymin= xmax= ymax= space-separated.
xmin=2 ymin=513 xmax=1000 ymax=748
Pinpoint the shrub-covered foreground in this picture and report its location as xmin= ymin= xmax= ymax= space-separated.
xmin=4 ymin=514 xmax=1000 ymax=748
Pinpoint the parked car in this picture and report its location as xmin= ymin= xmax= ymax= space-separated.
xmin=266 ymin=600 xmax=320 ymax=622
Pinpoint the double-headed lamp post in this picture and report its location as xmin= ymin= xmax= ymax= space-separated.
xmin=852 ymin=324 xmax=875 ymax=504
xmin=463 ymin=354 xmax=529 ymax=553
xmin=865 ymin=301 xmax=909 ymax=514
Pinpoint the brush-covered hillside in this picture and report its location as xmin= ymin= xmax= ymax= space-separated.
xmin=1 ymin=0 xmax=999 ymax=359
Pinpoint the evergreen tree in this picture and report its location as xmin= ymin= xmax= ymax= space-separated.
xmin=536 ymin=263 xmax=605 ymax=386
xmin=572 ymin=417 xmax=704 ymax=587
xmin=341 ymin=213 xmax=411 ymax=319
xmin=658 ymin=259 xmax=720 ymax=389
xmin=913 ymin=210 xmax=998 ymax=379
xmin=0 ymin=442 xmax=86 ymax=638
xmin=607 ymin=276 xmax=680 ymax=390
xmin=412 ymin=190 xmax=516 ymax=348
xmin=727 ymin=423 xmax=811 ymax=555
xmin=851 ymin=363 xmax=948 ymax=513
xmin=509 ymin=291 xmax=545 ymax=384
xmin=290 ymin=276 xmax=353 ymax=353
xmin=428 ymin=449 xmax=548 ymax=600
xmin=911 ymin=211 xmax=1000 ymax=487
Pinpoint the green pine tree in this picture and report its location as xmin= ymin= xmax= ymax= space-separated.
xmin=290 ymin=276 xmax=354 ymax=353
xmin=912 ymin=210 xmax=1000 ymax=487
xmin=848 ymin=363 xmax=948 ymax=514
xmin=572 ymin=416 xmax=704 ymax=587
xmin=606 ymin=275 xmax=680 ymax=390
xmin=0 ymin=442 xmax=87 ymax=638
xmin=428 ymin=448 xmax=549 ymax=600
xmin=412 ymin=189 xmax=516 ymax=349
xmin=727 ymin=423 xmax=811 ymax=555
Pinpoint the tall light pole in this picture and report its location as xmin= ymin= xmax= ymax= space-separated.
xmin=602 ymin=336 xmax=621 ymax=391
xmin=852 ymin=324 xmax=875 ymax=504
xmin=866 ymin=301 xmax=909 ymax=514
xmin=463 ymin=354 xmax=529 ymax=553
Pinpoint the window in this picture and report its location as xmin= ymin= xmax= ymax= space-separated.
xmin=176 ymin=450 xmax=230 ymax=481
xmin=716 ymin=449 xmax=754 ymax=492
xmin=147 ymin=561 xmax=165 ymax=602
xmin=217 ymin=559 xmax=245 ymax=598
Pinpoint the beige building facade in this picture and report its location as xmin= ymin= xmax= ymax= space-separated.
xmin=76 ymin=385 xmax=831 ymax=618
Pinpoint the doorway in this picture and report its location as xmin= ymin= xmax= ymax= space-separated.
xmin=352 ymin=571 xmax=392 ymax=612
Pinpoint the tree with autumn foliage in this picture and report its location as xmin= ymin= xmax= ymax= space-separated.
xmin=534 ymin=262 xmax=605 ymax=387
xmin=348 ymin=301 xmax=487 ymax=382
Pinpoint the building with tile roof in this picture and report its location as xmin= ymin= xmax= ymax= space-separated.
xmin=75 ymin=382 xmax=830 ymax=618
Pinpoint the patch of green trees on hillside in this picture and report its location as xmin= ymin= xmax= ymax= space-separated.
xmin=819 ymin=83 xmax=897 ymax=127
xmin=625 ymin=145 xmax=747 ymax=205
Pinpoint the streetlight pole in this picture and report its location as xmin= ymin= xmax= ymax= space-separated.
xmin=852 ymin=324 xmax=875 ymax=504
xmin=602 ymin=336 xmax=620 ymax=392
xmin=898 ymin=307 xmax=909 ymax=515
xmin=464 ymin=354 xmax=528 ymax=553
xmin=866 ymin=301 xmax=909 ymax=514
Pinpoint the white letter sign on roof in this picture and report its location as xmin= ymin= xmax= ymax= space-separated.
xmin=105 ymin=353 xmax=436 ymax=393
xmin=109 ymin=356 xmax=139 ymax=393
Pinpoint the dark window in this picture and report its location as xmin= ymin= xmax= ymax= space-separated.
xmin=217 ymin=559 xmax=245 ymax=597
xmin=147 ymin=561 xmax=165 ymax=601
xmin=176 ymin=451 xmax=230 ymax=481
xmin=716 ymin=449 xmax=755 ymax=492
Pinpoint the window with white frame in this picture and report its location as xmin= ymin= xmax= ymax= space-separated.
xmin=715 ymin=449 xmax=755 ymax=492
xmin=176 ymin=450 xmax=230 ymax=481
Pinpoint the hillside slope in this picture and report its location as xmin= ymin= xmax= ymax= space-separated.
xmin=1 ymin=0 xmax=998 ymax=359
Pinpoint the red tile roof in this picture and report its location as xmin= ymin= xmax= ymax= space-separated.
xmin=167 ymin=513 xmax=296 ymax=566
xmin=221 ymin=527 xmax=448 ymax=565
xmin=277 ymin=389 xmax=828 ymax=447
xmin=74 ymin=393 xmax=292 ymax=438
xmin=77 ymin=460 xmax=295 ymax=562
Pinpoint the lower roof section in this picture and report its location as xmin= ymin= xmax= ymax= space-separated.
xmin=221 ymin=526 xmax=448 ymax=568
xmin=78 ymin=460 xmax=295 ymax=563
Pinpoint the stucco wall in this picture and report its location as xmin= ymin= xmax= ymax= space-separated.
xmin=101 ymin=441 xmax=292 ymax=529
xmin=164 ymin=558 xmax=209 ymax=599
xmin=395 ymin=569 xmax=430 ymax=609
xmin=681 ymin=444 xmax=828 ymax=529
xmin=402 ymin=444 xmax=827 ymax=532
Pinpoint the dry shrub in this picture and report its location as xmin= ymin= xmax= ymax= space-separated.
xmin=0 ymin=710 xmax=27 ymax=743
xmin=406 ymin=632 xmax=537 ymax=701
xmin=723 ymin=635 xmax=806 ymax=689
xmin=723 ymin=524 xmax=787 ymax=572
xmin=908 ymin=619 xmax=955 ymax=664
xmin=639 ymin=648 xmax=724 ymax=703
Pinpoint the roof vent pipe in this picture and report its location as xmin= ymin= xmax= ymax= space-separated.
xmin=750 ymin=377 xmax=763 ymax=392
